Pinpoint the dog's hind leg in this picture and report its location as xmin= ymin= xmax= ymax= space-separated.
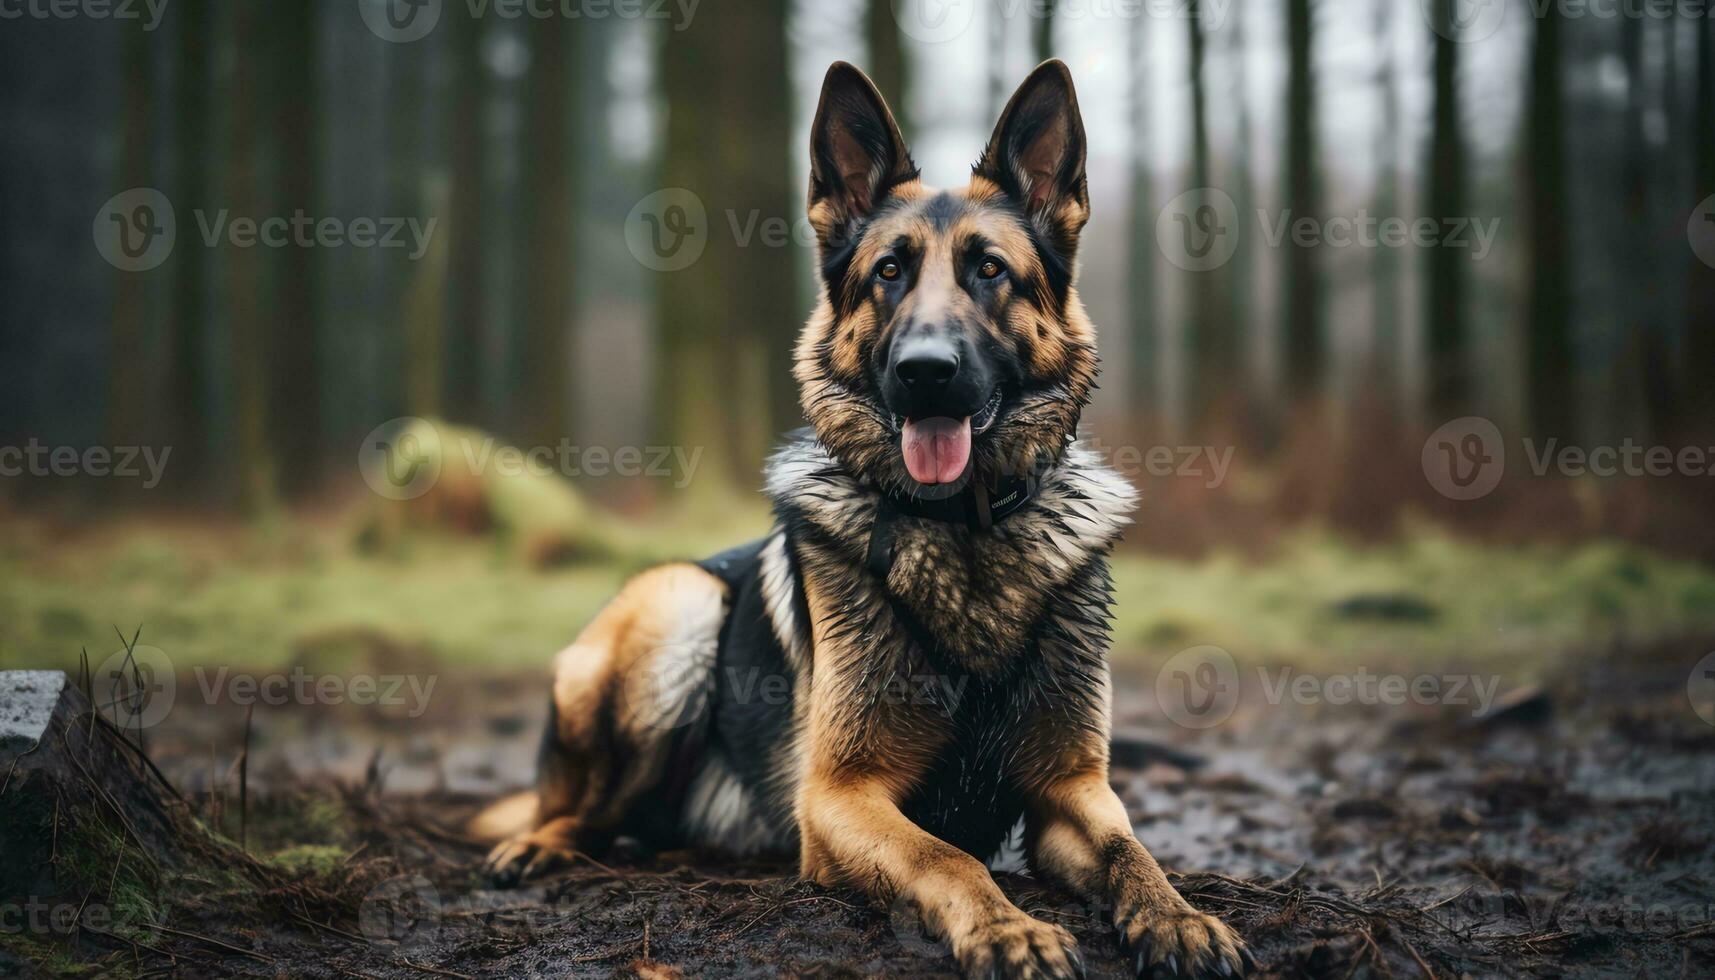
xmin=481 ymin=563 xmax=726 ymax=886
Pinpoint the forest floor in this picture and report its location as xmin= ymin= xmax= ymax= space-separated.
xmin=3 ymin=512 xmax=1715 ymax=977
xmin=7 ymin=640 xmax=1713 ymax=979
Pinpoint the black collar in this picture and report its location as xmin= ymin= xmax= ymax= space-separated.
xmin=866 ymin=470 xmax=1039 ymax=577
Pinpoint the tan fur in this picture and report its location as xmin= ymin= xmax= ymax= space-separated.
xmin=479 ymin=563 xmax=728 ymax=881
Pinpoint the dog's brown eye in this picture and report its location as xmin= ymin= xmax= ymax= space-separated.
xmin=876 ymin=260 xmax=901 ymax=282
xmin=978 ymin=257 xmax=1005 ymax=280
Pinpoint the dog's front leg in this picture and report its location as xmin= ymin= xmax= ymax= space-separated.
xmin=799 ymin=773 xmax=1083 ymax=979
xmin=1029 ymin=771 xmax=1249 ymax=978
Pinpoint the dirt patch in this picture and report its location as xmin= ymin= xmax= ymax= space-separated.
xmin=7 ymin=643 xmax=1715 ymax=978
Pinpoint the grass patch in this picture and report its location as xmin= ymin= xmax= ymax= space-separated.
xmin=3 ymin=509 xmax=1713 ymax=677
xmin=1110 ymin=523 xmax=1715 ymax=673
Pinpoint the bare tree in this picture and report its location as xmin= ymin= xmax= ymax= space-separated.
xmin=1623 ymin=12 xmax=1674 ymax=442
xmin=1370 ymin=0 xmax=1400 ymax=397
xmin=1281 ymin=0 xmax=1320 ymax=407
xmin=1687 ymin=6 xmax=1715 ymax=437
xmin=228 ymin=0 xmax=275 ymax=514
xmin=867 ymin=0 xmax=910 ymax=132
xmin=658 ymin=0 xmax=798 ymax=480
xmin=107 ymin=18 xmax=152 ymax=453
xmin=162 ymin=0 xmax=213 ymax=492
xmin=1524 ymin=1 xmax=1570 ymax=439
xmin=1426 ymin=0 xmax=1468 ymax=421
xmin=270 ymin=0 xmax=323 ymax=497
xmin=518 ymin=15 xmax=577 ymax=450
xmin=1186 ymin=0 xmax=1230 ymax=425
xmin=1033 ymin=0 xmax=1056 ymax=64
xmin=445 ymin=10 xmax=487 ymax=427
xmin=1126 ymin=7 xmax=1156 ymax=432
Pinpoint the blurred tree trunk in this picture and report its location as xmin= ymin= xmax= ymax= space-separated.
xmin=736 ymin=0 xmax=801 ymax=457
xmin=1186 ymin=0 xmax=1228 ymax=427
xmin=518 ymin=16 xmax=576 ymax=451
xmin=1281 ymin=0 xmax=1320 ymax=408
xmin=163 ymin=0 xmax=212 ymax=493
xmin=867 ymin=0 xmax=910 ymax=133
xmin=1687 ymin=8 xmax=1715 ymax=437
xmin=1126 ymin=9 xmax=1155 ymax=433
xmin=1228 ymin=0 xmax=1257 ymax=420
xmin=390 ymin=37 xmax=432 ymax=419
xmin=1623 ymin=14 xmax=1672 ymax=442
xmin=1033 ymin=0 xmax=1055 ymax=64
xmin=658 ymin=24 xmax=730 ymax=486
xmin=1524 ymin=2 xmax=1570 ymax=439
xmin=270 ymin=0 xmax=322 ymax=498
xmin=1369 ymin=0 xmax=1399 ymax=398
xmin=107 ymin=19 xmax=152 ymax=453
xmin=227 ymin=0 xmax=275 ymax=515
xmin=657 ymin=0 xmax=797 ymax=483
xmin=445 ymin=11 xmax=487 ymax=427
xmin=1426 ymin=0 xmax=1468 ymax=421
xmin=989 ymin=3 xmax=1007 ymax=118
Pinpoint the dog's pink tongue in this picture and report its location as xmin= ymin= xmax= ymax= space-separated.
xmin=901 ymin=416 xmax=972 ymax=485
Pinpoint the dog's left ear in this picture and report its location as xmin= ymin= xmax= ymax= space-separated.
xmin=808 ymin=62 xmax=918 ymax=252
xmin=975 ymin=60 xmax=1089 ymax=250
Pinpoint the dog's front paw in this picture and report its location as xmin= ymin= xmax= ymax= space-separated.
xmin=951 ymin=910 xmax=1084 ymax=980
xmin=480 ymin=829 xmax=577 ymax=887
xmin=1116 ymin=904 xmax=1250 ymax=979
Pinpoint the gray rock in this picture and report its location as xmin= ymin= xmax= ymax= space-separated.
xmin=0 ymin=669 xmax=68 ymax=754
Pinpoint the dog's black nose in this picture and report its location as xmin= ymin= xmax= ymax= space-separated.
xmin=893 ymin=337 xmax=959 ymax=389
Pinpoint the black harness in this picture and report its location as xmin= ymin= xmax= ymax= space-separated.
xmin=865 ymin=469 xmax=1039 ymax=578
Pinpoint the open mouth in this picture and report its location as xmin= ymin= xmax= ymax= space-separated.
xmin=897 ymin=389 xmax=1004 ymax=486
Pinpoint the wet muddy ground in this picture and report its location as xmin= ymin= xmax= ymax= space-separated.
xmin=19 ymin=638 xmax=1715 ymax=979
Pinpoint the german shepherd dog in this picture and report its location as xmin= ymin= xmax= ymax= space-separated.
xmin=477 ymin=61 xmax=1249 ymax=979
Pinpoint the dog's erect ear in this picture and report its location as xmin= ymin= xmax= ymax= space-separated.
xmin=808 ymin=62 xmax=918 ymax=249
xmin=975 ymin=60 xmax=1089 ymax=246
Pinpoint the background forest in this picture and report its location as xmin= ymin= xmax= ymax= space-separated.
xmin=3 ymin=0 xmax=1715 ymax=666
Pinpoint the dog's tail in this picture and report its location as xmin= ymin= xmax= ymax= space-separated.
xmin=466 ymin=790 xmax=538 ymax=843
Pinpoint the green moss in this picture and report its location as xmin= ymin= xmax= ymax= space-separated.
xmin=265 ymin=843 xmax=348 ymax=877
xmin=0 ymin=933 xmax=121 ymax=978
xmin=55 ymin=816 xmax=166 ymax=944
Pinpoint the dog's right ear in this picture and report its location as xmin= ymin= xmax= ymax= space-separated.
xmin=808 ymin=62 xmax=918 ymax=251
